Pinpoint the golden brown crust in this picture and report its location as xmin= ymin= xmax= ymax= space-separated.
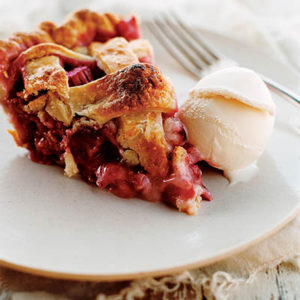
xmin=8 ymin=43 xmax=97 ymax=103
xmin=15 ymin=43 xmax=96 ymax=69
xmin=0 ymin=9 xmax=121 ymax=72
xmin=0 ymin=9 xmax=178 ymax=184
xmin=21 ymin=55 xmax=68 ymax=99
xmin=87 ymin=37 xmax=170 ymax=177
xmin=0 ymin=9 xmax=206 ymax=215
xmin=0 ymin=9 xmax=118 ymax=71
xmin=20 ymin=60 xmax=176 ymax=128
xmin=0 ymin=30 xmax=53 ymax=71
xmin=89 ymin=38 xmax=139 ymax=74
xmin=0 ymin=9 xmax=135 ymax=102
xmin=41 ymin=10 xmax=121 ymax=49
xmin=10 ymin=30 xmax=53 ymax=51
xmin=68 ymin=64 xmax=177 ymax=124
xmin=2 ymin=43 xmax=97 ymax=103
xmin=23 ymin=92 xmax=72 ymax=125
xmin=117 ymin=112 xmax=169 ymax=177
xmin=45 ymin=92 xmax=73 ymax=125
xmin=0 ymin=31 xmax=53 ymax=101
xmin=24 ymin=94 xmax=47 ymax=113
xmin=90 ymin=39 xmax=153 ymax=67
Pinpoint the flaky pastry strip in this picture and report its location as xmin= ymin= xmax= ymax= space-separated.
xmin=40 ymin=10 xmax=121 ymax=49
xmin=89 ymin=37 xmax=139 ymax=74
xmin=21 ymin=55 xmax=69 ymax=99
xmin=10 ymin=43 xmax=97 ymax=99
xmin=14 ymin=43 xmax=96 ymax=69
xmin=68 ymin=63 xmax=176 ymax=124
xmin=0 ymin=31 xmax=53 ymax=101
xmin=89 ymin=38 xmax=169 ymax=177
xmin=0 ymin=9 xmax=137 ymax=102
xmin=0 ymin=30 xmax=53 ymax=72
xmin=117 ymin=112 xmax=169 ymax=177
xmin=89 ymin=38 xmax=153 ymax=71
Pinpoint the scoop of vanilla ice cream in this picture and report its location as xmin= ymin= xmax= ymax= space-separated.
xmin=179 ymin=67 xmax=276 ymax=183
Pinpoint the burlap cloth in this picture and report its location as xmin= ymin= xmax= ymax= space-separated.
xmin=0 ymin=215 xmax=298 ymax=300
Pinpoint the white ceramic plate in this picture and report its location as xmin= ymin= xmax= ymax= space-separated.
xmin=0 ymin=29 xmax=299 ymax=281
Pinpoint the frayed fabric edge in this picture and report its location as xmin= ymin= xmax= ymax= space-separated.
xmin=96 ymin=253 xmax=300 ymax=300
xmin=1 ymin=254 xmax=299 ymax=300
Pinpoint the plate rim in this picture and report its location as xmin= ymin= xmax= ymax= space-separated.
xmin=0 ymin=206 xmax=298 ymax=281
xmin=0 ymin=28 xmax=299 ymax=281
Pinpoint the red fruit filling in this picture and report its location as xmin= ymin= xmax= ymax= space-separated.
xmin=139 ymin=55 xmax=154 ymax=64
xmin=116 ymin=16 xmax=140 ymax=41
xmin=5 ymin=93 xmax=212 ymax=211
xmin=65 ymin=123 xmax=121 ymax=183
xmin=5 ymin=98 xmax=67 ymax=165
xmin=0 ymin=16 xmax=212 ymax=213
xmin=95 ymin=146 xmax=212 ymax=205
xmin=67 ymin=66 xmax=93 ymax=87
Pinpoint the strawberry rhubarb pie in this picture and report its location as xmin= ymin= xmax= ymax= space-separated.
xmin=0 ymin=9 xmax=212 ymax=215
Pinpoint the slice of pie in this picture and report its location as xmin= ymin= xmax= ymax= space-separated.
xmin=0 ymin=9 xmax=212 ymax=215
